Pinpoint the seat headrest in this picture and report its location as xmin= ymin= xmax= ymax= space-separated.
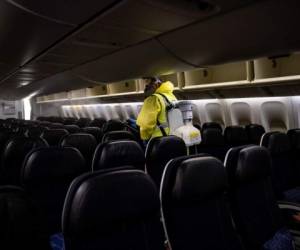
xmin=41 ymin=129 xmax=69 ymax=145
xmin=201 ymin=128 xmax=224 ymax=146
xmin=92 ymin=140 xmax=145 ymax=171
xmin=201 ymin=122 xmax=222 ymax=132
xmin=102 ymin=130 xmax=136 ymax=143
xmin=61 ymin=133 xmax=97 ymax=149
xmin=287 ymin=129 xmax=300 ymax=150
xmin=89 ymin=118 xmax=106 ymax=128
xmin=224 ymin=126 xmax=248 ymax=146
xmin=261 ymin=132 xmax=291 ymax=154
xmin=236 ymin=146 xmax=271 ymax=183
xmin=21 ymin=147 xmax=86 ymax=184
xmin=3 ymin=136 xmax=48 ymax=161
xmin=102 ymin=120 xmax=125 ymax=133
xmin=82 ymin=127 xmax=102 ymax=139
xmin=172 ymin=156 xmax=228 ymax=202
xmin=245 ymin=124 xmax=265 ymax=144
xmin=62 ymin=169 xmax=159 ymax=236
xmin=64 ymin=125 xmax=81 ymax=134
xmin=146 ymin=136 xmax=187 ymax=166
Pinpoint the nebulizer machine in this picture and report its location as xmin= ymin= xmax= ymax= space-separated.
xmin=168 ymin=101 xmax=201 ymax=152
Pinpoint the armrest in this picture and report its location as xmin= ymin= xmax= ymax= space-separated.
xmin=278 ymin=200 xmax=300 ymax=233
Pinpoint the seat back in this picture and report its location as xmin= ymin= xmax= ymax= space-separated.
xmin=62 ymin=169 xmax=165 ymax=250
xmin=25 ymin=126 xmax=46 ymax=138
xmin=82 ymin=127 xmax=103 ymax=142
xmin=201 ymin=122 xmax=222 ymax=133
xmin=197 ymin=128 xmax=228 ymax=161
xmin=224 ymin=126 xmax=249 ymax=147
xmin=0 ymin=186 xmax=50 ymax=249
xmin=245 ymin=124 xmax=265 ymax=145
xmin=64 ymin=125 xmax=81 ymax=134
xmin=102 ymin=119 xmax=125 ymax=133
xmin=61 ymin=133 xmax=97 ymax=170
xmin=75 ymin=118 xmax=91 ymax=128
xmin=88 ymin=118 xmax=106 ymax=128
xmin=21 ymin=147 xmax=86 ymax=234
xmin=287 ymin=129 xmax=300 ymax=186
xmin=41 ymin=129 xmax=69 ymax=146
xmin=92 ymin=140 xmax=145 ymax=171
xmin=2 ymin=136 xmax=48 ymax=185
xmin=102 ymin=130 xmax=137 ymax=143
xmin=145 ymin=136 xmax=187 ymax=187
xmin=161 ymin=155 xmax=243 ymax=250
xmin=261 ymin=132 xmax=295 ymax=198
xmin=225 ymin=145 xmax=283 ymax=249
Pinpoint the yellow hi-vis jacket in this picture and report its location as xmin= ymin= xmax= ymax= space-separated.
xmin=137 ymin=81 xmax=177 ymax=140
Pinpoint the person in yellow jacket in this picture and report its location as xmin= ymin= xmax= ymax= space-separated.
xmin=137 ymin=77 xmax=177 ymax=142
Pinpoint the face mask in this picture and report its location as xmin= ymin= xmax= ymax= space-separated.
xmin=144 ymin=84 xmax=156 ymax=98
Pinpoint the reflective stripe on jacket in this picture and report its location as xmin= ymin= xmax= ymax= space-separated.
xmin=136 ymin=81 xmax=177 ymax=140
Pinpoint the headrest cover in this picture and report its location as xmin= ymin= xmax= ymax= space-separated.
xmin=201 ymin=128 xmax=224 ymax=146
xmin=22 ymin=147 xmax=86 ymax=183
xmin=102 ymin=131 xmax=136 ymax=143
xmin=93 ymin=140 xmax=145 ymax=171
xmin=224 ymin=126 xmax=248 ymax=145
xmin=236 ymin=146 xmax=271 ymax=183
xmin=63 ymin=170 xmax=159 ymax=236
xmin=264 ymin=132 xmax=291 ymax=154
xmin=287 ymin=129 xmax=300 ymax=150
xmin=172 ymin=156 xmax=228 ymax=202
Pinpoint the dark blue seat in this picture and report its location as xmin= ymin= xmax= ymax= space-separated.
xmin=1 ymin=136 xmax=48 ymax=185
xmin=41 ymin=129 xmax=69 ymax=146
xmin=145 ymin=136 xmax=187 ymax=187
xmin=61 ymin=133 xmax=97 ymax=170
xmin=0 ymin=186 xmax=51 ymax=249
xmin=201 ymin=122 xmax=222 ymax=133
xmin=160 ymin=155 xmax=243 ymax=250
xmin=224 ymin=126 xmax=249 ymax=147
xmin=92 ymin=140 xmax=145 ymax=171
xmin=82 ymin=126 xmax=103 ymax=142
xmin=62 ymin=168 xmax=165 ymax=250
xmin=245 ymin=124 xmax=265 ymax=145
xmin=197 ymin=128 xmax=228 ymax=161
xmin=261 ymin=132 xmax=300 ymax=202
xmin=225 ymin=145 xmax=291 ymax=250
xmin=21 ymin=147 xmax=86 ymax=235
xmin=64 ymin=125 xmax=81 ymax=134
xmin=102 ymin=119 xmax=125 ymax=134
xmin=102 ymin=130 xmax=137 ymax=143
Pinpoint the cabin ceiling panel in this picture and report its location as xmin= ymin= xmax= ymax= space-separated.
xmin=72 ymin=39 xmax=194 ymax=83
xmin=0 ymin=0 xmax=72 ymax=67
xmin=158 ymin=0 xmax=300 ymax=67
xmin=6 ymin=0 xmax=121 ymax=25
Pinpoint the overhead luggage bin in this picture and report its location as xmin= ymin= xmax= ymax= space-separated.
xmin=183 ymin=61 xmax=249 ymax=90
xmin=73 ymin=39 xmax=194 ymax=83
xmin=254 ymin=53 xmax=300 ymax=83
xmin=108 ymin=80 xmax=137 ymax=95
xmin=86 ymin=85 xmax=108 ymax=96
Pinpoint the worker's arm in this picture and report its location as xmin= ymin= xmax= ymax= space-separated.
xmin=136 ymin=95 xmax=161 ymax=140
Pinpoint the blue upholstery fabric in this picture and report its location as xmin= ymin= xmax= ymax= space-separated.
xmin=263 ymin=228 xmax=294 ymax=250
xmin=283 ymin=188 xmax=300 ymax=203
xmin=50 ymin=233 xmax=65 ymax=250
